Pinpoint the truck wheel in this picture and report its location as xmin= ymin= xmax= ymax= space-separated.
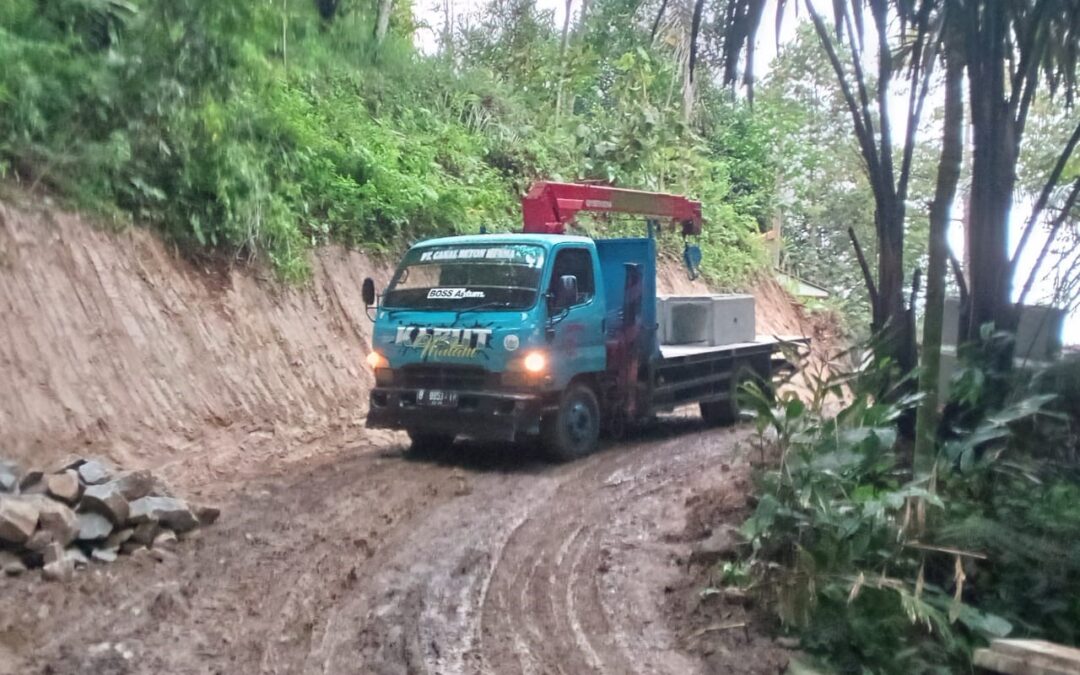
xmin=542 ymin=383 xmax=601 ymax=461
xmin=700 ymin=363 xmax=765 ymax=426
xmin=407 ymin=431 xmax=454 ymax=457
xmin=699 ymin=399 xmax=737 ymax=426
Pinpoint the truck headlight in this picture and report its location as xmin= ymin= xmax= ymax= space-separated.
xmin=502 ymin=351 xmax=548 ymax=388
xmin=523 ymin=351 xmax=547 ymax=373
xmin=374 ymin=367 xmax=396 ymax=386
xmin=366 ymin=351 xmax=387 ymax=369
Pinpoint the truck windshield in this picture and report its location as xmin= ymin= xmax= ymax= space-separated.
xmin=383 ymin=244 xmax=546 ymax=310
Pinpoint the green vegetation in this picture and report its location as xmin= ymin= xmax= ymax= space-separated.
xmin=729 ymin=349 xmax=1080 ymax=673
xmin=0 ymin=0 xmax=773 ymax=283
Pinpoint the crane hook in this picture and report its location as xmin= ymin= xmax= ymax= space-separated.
xmin=683 ymin=241 xmax=702 ymax=281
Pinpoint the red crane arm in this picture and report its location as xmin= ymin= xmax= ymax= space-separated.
xmin=521 ymin=181 xmax=703 ymax=236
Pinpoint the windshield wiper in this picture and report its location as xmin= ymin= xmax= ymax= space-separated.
xmin=451 ymin=301 xmax=515 ymax=325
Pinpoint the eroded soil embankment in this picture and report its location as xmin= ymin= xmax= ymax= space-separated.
xmin=0 ymin=198 xmax=396 ymax=488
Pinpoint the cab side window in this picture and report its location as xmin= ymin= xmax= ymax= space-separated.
xmin=550 ymin=248 xmax=595 ymax=305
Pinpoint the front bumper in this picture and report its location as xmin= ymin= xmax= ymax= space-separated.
xmin=366 ymin=388 xmax=547 ymax=442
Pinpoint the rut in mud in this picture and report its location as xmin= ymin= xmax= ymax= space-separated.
xmin=2 ymin=419 xmax=786 ymax=675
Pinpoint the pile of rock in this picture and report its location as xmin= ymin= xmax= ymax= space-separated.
xmin=0 ymin=458 xmax=218 ymax=581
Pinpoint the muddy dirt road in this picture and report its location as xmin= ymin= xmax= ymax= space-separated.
xmin=1 ymin=416 xmax=788 ymax=675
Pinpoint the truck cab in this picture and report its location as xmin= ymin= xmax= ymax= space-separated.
xmin=366 ymin=234 xmax=613 ymax=457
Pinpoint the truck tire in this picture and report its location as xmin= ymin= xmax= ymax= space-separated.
xmin=407 ymin=431 xmax=454 ymax=457
xmin=699 ymin=362 xmax=766 ymax=426
xmin=699 ymin=398 xmax=738 ymax=426
xmin=542 ymin=383 xmax=601 ymax=461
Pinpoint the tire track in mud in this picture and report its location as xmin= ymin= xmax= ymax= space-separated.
xmin=311 ymin=419 xmax=749 ymax=675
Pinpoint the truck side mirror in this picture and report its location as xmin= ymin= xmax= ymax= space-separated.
xmin=552 ymin=275 xmax=578 ymax=309
xmin=362 ymin=278 xmax=377 ymax=307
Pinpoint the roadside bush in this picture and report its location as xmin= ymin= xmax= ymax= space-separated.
xmin=735 ymin=352 xmax=1078 ymax=673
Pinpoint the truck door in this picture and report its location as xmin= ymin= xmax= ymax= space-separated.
xmin=547 ymin=246 xmax=606 ymax=385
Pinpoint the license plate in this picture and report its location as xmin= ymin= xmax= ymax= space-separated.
xmin=418 ymin=389 xmax=458 ymax=407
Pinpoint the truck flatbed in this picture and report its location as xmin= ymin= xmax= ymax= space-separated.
xmin=649 ymin=335 xmax=807 ymax=414
xmin=658 ymin=336 xmax=791 ymax=360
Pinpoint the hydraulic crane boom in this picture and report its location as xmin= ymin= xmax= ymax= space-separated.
xmin=521 ymin=181 xmax=703 ymax=236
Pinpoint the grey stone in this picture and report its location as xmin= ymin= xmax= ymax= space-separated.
xmin=27 ymin=496 xmax=79 ymax=546
xmin=128 ymin=496 xmax=198 ymax=532
xmin=25 ymin=528 xmax=56 ymax=552
xmin=76 ymin=512 xmax=113 ymax=541
xmin=113 ymin=470 xmax=159 ymax=501
xmin=60 ymin=458 xmax=86 ymax=471
xmin=0 ymin=551 xmax=27 ymax=576
xmin=0 ymin=461 xmax=20 ymax=493
xmin=148 ymin=547 xmax=174 ymax=563
xmin=42 ymin=557 xmax=74 ymax=582
xmin=105 ymin=527 xmax=134 ymax=548
xmin=130 ymin=546 xmax=155 ymax=563
xmin=46 ymin=470 xmax=81 ymax=504
xmin=0 ymin=497 xmax=39 ymax=544
xmin=194 ymin=504 xmax=221 ymax=526
xmin=43 ymin=542 xmax=64 ymax=565
xmin=131 ymin=521 xmax=159 ymax=545
xmin=81 ymin=481 xmax=130 ymax=524
xmin=120 ymin=541 xmax=147 ymax=555
xmin=152 ymin=529 xmax=178 ymax=550
xmin=18 ymin=470 xmax=44 ymax=492
xmin=77 ymin=460 xmax=112 ymax=486
xmin=65 ymin=546 xmax=89 ymax=568
xmin=91 ymin=547 xmax=118 ymax=563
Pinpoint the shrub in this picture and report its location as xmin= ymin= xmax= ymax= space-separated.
xmin=736 ymin=351 xmax=1075 ymax=673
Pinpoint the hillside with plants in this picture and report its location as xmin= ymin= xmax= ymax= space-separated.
xmin=1 ymin=0 xmax=776 ymax=285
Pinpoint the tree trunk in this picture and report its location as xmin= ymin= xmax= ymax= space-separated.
xmin=965 ymin=122 xmax=1016 ymax=341
xmin=315 ymin=0 xmax=339 ymax=22
xmin=914 ymin=43 xmax=964 ymax=473
xmin=961 ymin=0 xmax=1017 ymax=343
xmin=441 ymin=0 xmax=454 ymax=58
xmin=875 ymin=202 xmax=913 ymax=372
xmin=374 ymin=0 xmax=394 ymax=44
xmin=554 ymin=0 xmax=574 ymax=123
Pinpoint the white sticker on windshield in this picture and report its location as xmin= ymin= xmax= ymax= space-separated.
xmin=420 ymin=248 xmax=528 ymax=263
xmin=426 ymin=288 xmax=486 ymax=300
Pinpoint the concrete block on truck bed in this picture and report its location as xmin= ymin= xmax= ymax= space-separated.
xmin=658 ymin=296 xmax=714 ymax=345
xmin=711 ymin=294 xmax=755 ymax=345
xmin=657 ymin=294 xmax=756 ymax=346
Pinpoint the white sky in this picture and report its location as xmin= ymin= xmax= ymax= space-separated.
xmin=413 ymin=0 xmax=1079 ymax=344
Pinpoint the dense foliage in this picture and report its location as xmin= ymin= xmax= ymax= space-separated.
xmin=731 ymin=349 xmax=1080 ymax=673
xmin=0 ymin=0 xmax=773 ymax=283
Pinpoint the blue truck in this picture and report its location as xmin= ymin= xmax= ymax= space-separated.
xmin=362 ymin=182 xmax=797 ymax=459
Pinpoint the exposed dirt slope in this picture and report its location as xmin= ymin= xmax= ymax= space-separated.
xmin=0 ymin=197 xmax=396 ymax=488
